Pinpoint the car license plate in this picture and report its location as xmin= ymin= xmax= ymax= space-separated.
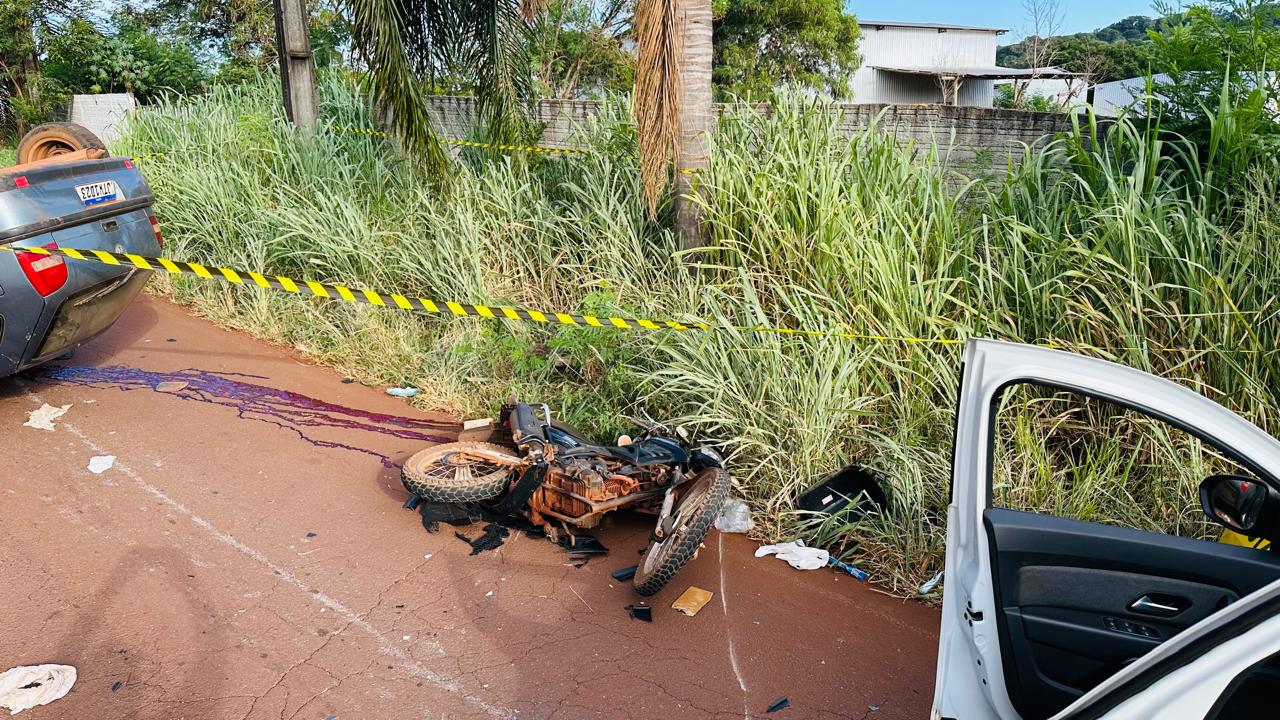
xmin=75 ymin=180 xmax=122 ymax=206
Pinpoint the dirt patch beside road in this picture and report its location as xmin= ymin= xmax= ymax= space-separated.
xmin=0 ymin=295 xmax=938 ymax=719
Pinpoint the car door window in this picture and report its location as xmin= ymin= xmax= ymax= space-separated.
xmin=992 ymin=384 xmax=1253 ymax=544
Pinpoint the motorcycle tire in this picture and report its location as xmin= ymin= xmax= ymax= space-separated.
xmin=633 ymin=468 xmax=731 ymax=597
xmin=401 ymin=442 xmax=518 ymax=503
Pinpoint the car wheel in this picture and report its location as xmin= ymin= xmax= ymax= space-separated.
xmin=17 ymin=123 xmax=108 ymax=164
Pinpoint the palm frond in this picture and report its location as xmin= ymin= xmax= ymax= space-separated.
xmin=455 ymin=0 xmax=535 ymax=142
xmin=347 ymin=0 xmax=539 ymax=169
xmin=347 ymin=0 xmax=451 ymax=174
xmin=634 ymin=0 xmax=682 ymax=216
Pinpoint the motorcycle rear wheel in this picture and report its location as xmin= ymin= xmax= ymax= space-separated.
xmin=633 ymin=468 xmax=731 ymax=596
xmin=401 ymin=442 xmax=518 ymax=503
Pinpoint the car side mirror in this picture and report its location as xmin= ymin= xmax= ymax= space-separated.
xmin=1200 ymin=474 xmax=1280 ymax=542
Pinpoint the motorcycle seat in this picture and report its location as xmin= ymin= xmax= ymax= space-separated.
xmin=505 ymin=402 xmax=687 ymax=466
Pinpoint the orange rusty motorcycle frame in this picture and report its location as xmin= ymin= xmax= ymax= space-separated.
xmin=448 ymin=445 xmax=673 ymax=530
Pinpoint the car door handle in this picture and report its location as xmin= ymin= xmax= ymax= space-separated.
xmin=1128 ymin=594 xmax=1189 ymax=617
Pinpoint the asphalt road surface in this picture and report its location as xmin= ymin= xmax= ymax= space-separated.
xmin=0 ymin=295 xmax=939 ymax=719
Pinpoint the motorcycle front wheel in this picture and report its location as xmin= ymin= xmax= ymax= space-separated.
xmin=401 ymin=442 xmax=519 ymax=503
xmin=633 ymin=468 xmax=731 ymax=596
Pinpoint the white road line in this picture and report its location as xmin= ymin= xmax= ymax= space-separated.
xmin=24 ymin=389 xmax=513 ymax=719
xmin=719 ymin=532 xmax=750 ymax=719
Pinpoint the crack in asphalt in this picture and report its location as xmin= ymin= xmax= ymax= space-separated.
xmin=23 ymin=387 xmax=514 ymax=720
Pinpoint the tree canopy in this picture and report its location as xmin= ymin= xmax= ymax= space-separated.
xmin=711 ymin=0 xmax=861 ymax=100
xmin=529 ymin=0 xmax=632 ymax=98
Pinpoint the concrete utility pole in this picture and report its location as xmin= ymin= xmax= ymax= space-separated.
xmin=272 ymin=0 xmax=318 ymax=132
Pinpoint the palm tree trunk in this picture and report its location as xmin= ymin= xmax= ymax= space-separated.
xmin=674 ymin=0 xmax=713 ymax=252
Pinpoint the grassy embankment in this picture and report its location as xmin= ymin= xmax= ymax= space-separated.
xmin=117 ymin=75 xmax=1280 ymax=594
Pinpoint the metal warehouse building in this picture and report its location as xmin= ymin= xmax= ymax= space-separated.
xmin=851 ymin=20 xmax=1075 ymax=107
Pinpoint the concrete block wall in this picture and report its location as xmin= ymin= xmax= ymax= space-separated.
xmin=68 ymin=93 xmax=138 ymax=148
xmin=422 ymin=95 xmax=1073 ymax=170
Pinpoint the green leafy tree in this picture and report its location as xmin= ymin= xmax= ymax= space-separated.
xmin=710 ymin=0 xmax=860 ymax=100
xmin=42 ymin=16 xmax=206 ymax=101
xmin=128 ymin=0 xmax=276 ymax=81
xmin=1148 ymin=0 xmax=1280 ymax=121
xmin=1 ymin=0 xmax=85 ymax=134
xmin=530 ymin=0 xmax=633 ymax=98
xmin=1047 ymin=35 xmax=1153 ymax=83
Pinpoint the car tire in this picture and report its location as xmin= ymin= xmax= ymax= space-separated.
xmin=17 ymin=123 xmax=108 ymax=164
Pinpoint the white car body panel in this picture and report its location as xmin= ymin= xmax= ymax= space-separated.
xmin=931 ymin=339 xmax=1280 ymax=719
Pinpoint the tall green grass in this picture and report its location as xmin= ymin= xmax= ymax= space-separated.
xmin=117 ymin=75 xmax=1280 ymax=594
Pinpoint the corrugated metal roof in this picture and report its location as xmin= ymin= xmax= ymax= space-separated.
xmin=872 ymin=65 xmax=1082 ymax=80
xmin=858 ymin=20 xmax=1008 ymax=34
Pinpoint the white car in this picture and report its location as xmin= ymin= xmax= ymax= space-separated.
xmin=932 ymin=340 xmax=1280 ymax=720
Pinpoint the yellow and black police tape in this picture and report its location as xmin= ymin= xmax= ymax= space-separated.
xmin=0 ymin=243 xmax=961 ymax=346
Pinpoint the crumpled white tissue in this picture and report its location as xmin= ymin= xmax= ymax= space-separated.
xmin=754 ymin=539 xmax=830 ymax=570
xmin=0 ymin=664 xmax=76 ymax=715
xmin=23 ymin=404 xmax=71 ymax=432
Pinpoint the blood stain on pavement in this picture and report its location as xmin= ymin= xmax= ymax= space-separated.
xmin=29 ymin=364 xmax=453 ymax=467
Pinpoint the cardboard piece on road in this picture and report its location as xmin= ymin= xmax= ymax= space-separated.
xmin=672 ymin=586 xmax=713 ymax=616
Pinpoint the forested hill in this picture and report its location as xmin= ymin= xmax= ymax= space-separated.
xmin=996 ymin=13 xmax=1173 ymax=83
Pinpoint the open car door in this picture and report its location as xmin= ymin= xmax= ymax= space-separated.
xmin=931 ymin=339 xmax=1280 ymax=719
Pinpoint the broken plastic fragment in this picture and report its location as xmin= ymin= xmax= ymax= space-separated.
xmin=611 ymin=565 xmax=638 ymax=581
xmin=766 ymin=697 xmax=790 ymax=713
xmin=88 ymin=456 xmax=115 ymax=474
xmin=456 ymin=524 xmax=509 ymax=555
xmin=386 ymin=387 xmax=420 ymax=398
xmin=23 ymin=404 xmax=71 ymax=432
xmin=918 ymin=570 xmax=944 ymax=595
xmin=558 ymin=535 xmax=608 ymax=555
xmin=714 ymin=498 xmax=754 ymax=533
xmin=625 ymin=604 xmax=652 ymax=622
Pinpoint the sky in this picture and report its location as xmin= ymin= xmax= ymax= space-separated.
xmin=845 ymin=1 xmax=1174 ymax=41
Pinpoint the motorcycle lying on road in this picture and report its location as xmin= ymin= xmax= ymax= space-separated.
xmin=401 ymin=402 xmax=730 ymax=595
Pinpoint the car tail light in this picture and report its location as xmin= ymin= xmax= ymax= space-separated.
xmin=14 ymin=176 xmax=29 ymax=189
xmin=148 ymin=214 xmax=163 ymax=248
xmin=18 ymin=243 xmax=68 ymax=297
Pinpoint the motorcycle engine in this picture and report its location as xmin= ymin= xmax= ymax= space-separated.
xmin=530 ymin=458 xmax=645 ymax=528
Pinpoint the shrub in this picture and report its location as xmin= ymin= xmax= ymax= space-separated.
xmin=117 ymin=75 xmax=1280 ymax=593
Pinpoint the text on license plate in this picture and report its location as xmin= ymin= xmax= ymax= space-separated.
xmin=75 ymin=180 xmax=122 ymax=206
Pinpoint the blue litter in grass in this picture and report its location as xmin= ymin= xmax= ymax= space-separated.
xmin=828 ymin=557 xmax=868 ymax=581
xmin=386 ymin=387 xmax=420 ymax=398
